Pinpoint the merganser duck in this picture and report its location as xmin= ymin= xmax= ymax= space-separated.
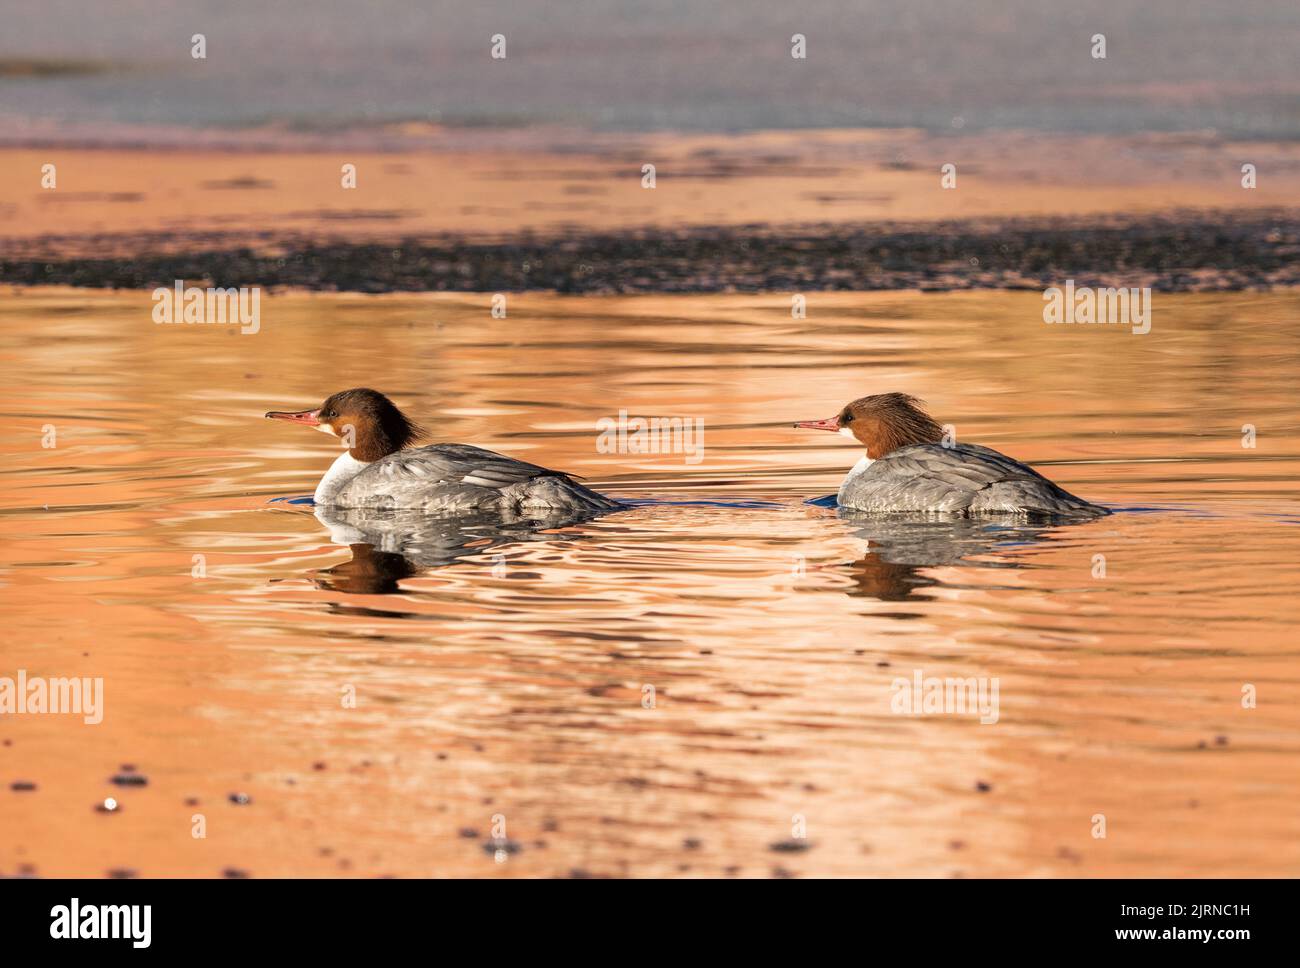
xmin=795 ymin=393 xmax=1108 ymax=517
xmin=266 ymin=388 xmax=619 ymax=514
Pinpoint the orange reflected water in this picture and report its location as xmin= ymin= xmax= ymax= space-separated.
xmin=0 ymin=288 xmax=1297 ymax=878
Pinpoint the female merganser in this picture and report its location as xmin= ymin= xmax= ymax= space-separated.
xmin=795 ymin=393 xmax=1108 ymax=517
xmin=266 ymin=388 xmax=619 ymax=514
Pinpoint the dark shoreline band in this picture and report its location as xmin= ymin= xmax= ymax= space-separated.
xmin=4 ymin=210 xmax=1297 ymax=294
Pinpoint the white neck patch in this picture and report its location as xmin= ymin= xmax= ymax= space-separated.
xmin=314 ymin=451 xmax=370 ymax=505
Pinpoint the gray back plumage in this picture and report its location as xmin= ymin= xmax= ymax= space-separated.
xmin=840 ymin=443 xmax=1106 ymax=517
xmin=333 ymin=443 xmax=619 ymax=514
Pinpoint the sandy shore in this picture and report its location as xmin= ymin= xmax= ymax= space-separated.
xmin=2 ymin=128 xmax=1299 ymax=291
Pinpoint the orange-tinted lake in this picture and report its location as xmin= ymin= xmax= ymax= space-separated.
xmin=1 ymin=288 xmax=1297 ymax=877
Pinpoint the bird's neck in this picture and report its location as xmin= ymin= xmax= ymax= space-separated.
xmin=315 ymin=451 xmax=372 ymax=504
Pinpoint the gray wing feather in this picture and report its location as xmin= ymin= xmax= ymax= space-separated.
xmin=379 ymin=444 xmax=550 ymax=484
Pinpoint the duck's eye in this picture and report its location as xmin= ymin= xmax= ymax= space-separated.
xmin=840 ymin=412 xmax=854 ymax=425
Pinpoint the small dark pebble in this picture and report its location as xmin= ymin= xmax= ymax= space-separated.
xmin=184 ymin=797 xmax=200 ymax=807
xmin=949 ymin=840 xmax=967 ymax=851
xmin=541 ymin=818 xmax=559 ymax=832
xmin=2 ymin=739 xmax=12 ymax=747
xmin=119 ymin=764 xmax=136 ymax=772
xmin=458 ymin=827 xmax=479 ymax=839
xmin=769 ymin=839 xmax=811 ymax=853
xmin=1215 ymin=735 xmax=1229 ymax=746
xmin=1197 ymin=740 xmax=1208 ymax=749
xmin=110 ymin=773 xmax=147 ymax=787
xmin=312 ymin=761 xmax=327 ymax=771
xmin=482 ymin=838 xmax=522 ymax=857
xmin=228 ymin=792 xmax=252 ymax=805
xmin=724 ymin=865 xmax=741 ymax=876
xmin=771 ymin=867 xmax=796 ymax=878
xmin=107 ymin=868 xmax=138 ymax=879
xmin=10 ymin=781 xmax=37 ymax=792
xmin=682 ymin=838 xmax=702 ymax=850
xmin=877 ymin=661 xmax=891 ymax=667
xmin=221 ymin=868 xmax=250 ymax=879
xmin=975 ymin=781 xmax=993 ymax=793
xmin=436 ymin=753 xmax=448 ymax=761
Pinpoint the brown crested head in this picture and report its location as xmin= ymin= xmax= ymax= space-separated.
xmin=266 ymin=388 xmax=426 ymax=461
xmin=795 ymin=392 xmax=943 ymax=459
xmin=319 ymin=388 xmax=427 ymax=461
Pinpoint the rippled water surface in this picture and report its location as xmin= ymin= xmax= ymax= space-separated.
xmin=1 ymin=289 xmax=1297 ymax=877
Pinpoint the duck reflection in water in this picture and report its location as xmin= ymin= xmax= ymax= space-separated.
xmin=306 ymin=505 xmax=606 ymax=594
xmin=300 ymin=503 xmax=1101 ymax=598
xmin=833 ymin=511 xmax=1098 ymax=601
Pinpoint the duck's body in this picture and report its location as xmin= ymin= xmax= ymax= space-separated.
xmin=837 ymin=441 xmax=1104 ymax=516
xmin=797 ymin=393 xmax=1107 ymax=518
xmin=317 ymin=442 xmax=617 ymax=513
xmin=267 ymin=388 xmax=618 ymax=515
